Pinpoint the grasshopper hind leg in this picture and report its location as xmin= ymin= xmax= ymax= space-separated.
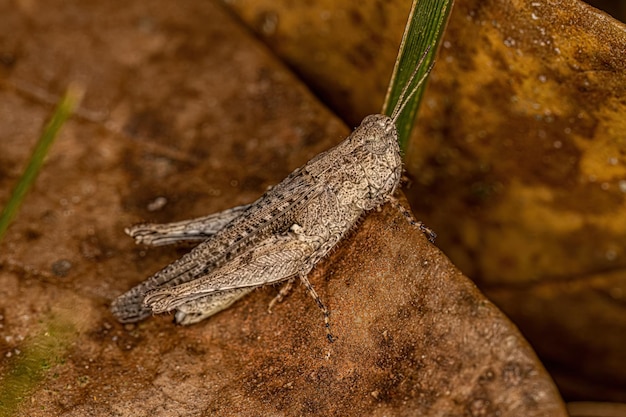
xmin=126 ymin=203 xmax=251 ymax=247
xmin=110 ymin=296 xmax=152 ymax=323
xmin=173 ymin=287 xmax=255 ymax=325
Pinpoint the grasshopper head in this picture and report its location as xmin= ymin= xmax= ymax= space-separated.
xmin=357 ymin=114 xmax=399 ymax=155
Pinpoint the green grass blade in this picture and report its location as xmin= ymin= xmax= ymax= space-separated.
xmin=382 ymin=0 xmax=454 ymax=152
xmin=0 ymin=85 xmax=84 ymax=242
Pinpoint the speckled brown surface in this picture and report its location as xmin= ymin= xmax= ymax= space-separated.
xmin=0 ymin=0 xmax=568 ymax=415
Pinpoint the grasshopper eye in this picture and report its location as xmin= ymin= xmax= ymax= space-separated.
xmin=365 ymin=129 xmax=395 ymax=154
xmin=360 ymin=114 xmax=381 ymax=126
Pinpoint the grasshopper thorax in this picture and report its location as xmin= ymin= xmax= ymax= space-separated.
xmin=349 ymin=113 xmax=402 ymax=208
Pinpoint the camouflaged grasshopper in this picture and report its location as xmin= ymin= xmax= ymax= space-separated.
xmin=111 ymin=49 xmax=436 ymax=342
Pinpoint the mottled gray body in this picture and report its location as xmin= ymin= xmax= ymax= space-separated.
xmin=111 ymin=51 xmax=435 ymax=341
xmin=112 ymin=115 xmax=402 ymax=329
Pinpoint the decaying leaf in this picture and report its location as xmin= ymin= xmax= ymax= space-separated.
xmin=0 ymin=0 xmax=569 ymax=415
xmin=223 ymin=0 xmax=626 ymax=402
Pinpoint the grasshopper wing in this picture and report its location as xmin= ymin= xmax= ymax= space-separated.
xmin=143 ymin=232 xmax=315 ymax=315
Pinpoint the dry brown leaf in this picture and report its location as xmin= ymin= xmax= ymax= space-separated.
xmin=409 ymin=0 xmax=626 ymax=401
xmin=0 ymin=0 xmax=567 ymax=415
xmin=224 ymin=0 xmax=626 ymax=402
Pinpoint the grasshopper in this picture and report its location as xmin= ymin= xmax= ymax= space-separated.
xmin=111 ymin=50 xmax=436 ymax=342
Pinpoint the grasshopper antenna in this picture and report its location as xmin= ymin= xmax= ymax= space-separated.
xmin=391 ymin=46 xmax=435 ymax=124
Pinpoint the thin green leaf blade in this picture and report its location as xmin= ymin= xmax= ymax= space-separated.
xmin=0 ymin=85 xmax=84 ymax=242
xmin=383 ymin=0 xmax=454 ymax=152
